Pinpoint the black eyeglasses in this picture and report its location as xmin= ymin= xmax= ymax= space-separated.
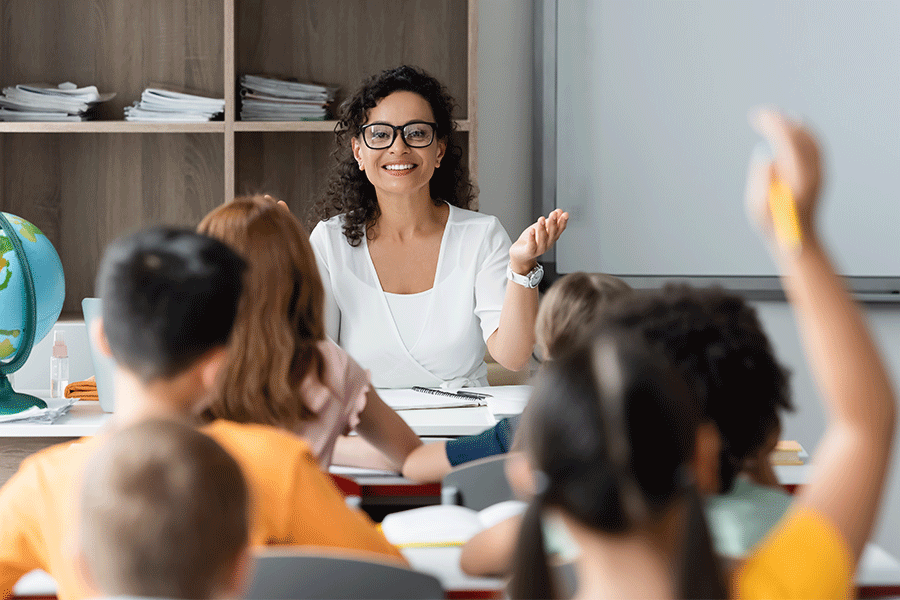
xmin=359 ymin=121 xmax=438 ymax=150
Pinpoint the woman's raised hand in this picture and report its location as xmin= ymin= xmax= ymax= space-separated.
xmin=509 ymin=209 xmax=569 ymax=272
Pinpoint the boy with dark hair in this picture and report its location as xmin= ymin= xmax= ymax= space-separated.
xmin=0 ymin=227 xmax=402 ymax=600
xmin=77 ymin=420 xmax=250 ymax=600
xmin=602 ymin=283 xmax=796 ymax=556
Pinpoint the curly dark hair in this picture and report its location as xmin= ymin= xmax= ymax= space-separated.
xmin=313 ymin=65 xmax=476 ymax=246
xmin=600 ymin=284 xmax=794 ymax=493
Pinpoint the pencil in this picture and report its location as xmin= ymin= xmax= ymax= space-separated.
xmin=768 ymin=176 xmax=802 ymax=251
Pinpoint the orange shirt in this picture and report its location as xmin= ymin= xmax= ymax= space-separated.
xmin=734 ymin=507 xmax=854 ymax=599
xmin=0 ymin=420 xmax=403 ymax=600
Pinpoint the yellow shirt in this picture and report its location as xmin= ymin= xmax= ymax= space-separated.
xmin=734 ymin=507 xmax=854 ymax=599
xmin=0 ymin=420 xmax=403 ymax=600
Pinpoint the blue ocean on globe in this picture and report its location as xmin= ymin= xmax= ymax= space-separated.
xmin=0 ymin=213 xmax=65 ymax=362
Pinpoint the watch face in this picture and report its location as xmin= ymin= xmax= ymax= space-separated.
xmin=528 ymin=265 xmax=544 ymax=286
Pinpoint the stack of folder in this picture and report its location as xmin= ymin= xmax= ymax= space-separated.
xmin=239 ymin=74 xmax=337 ymax=121
xmin=0 ymin=82 xmax=115 ymax=122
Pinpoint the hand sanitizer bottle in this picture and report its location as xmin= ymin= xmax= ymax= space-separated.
xmin=50 ymin=330 xmax=69 ymax=398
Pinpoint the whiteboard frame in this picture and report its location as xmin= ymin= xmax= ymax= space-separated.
xmin=534 ymin=0 xmax=900 ymax=300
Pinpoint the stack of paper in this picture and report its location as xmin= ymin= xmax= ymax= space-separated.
xmin=0 ymin=82 xmax=115 ymax=122
xmin=0 ymin=397 xmax=77 ymax=424
xmin=125 ymin=88 xmax=225 ymax=122
xmin=239 ymin=74 xmax=337 ymax=121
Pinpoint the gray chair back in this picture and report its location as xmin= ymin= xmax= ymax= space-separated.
xmin=245 ymin=550 xmax=444 ymax=600
xmin=441 ymin=454 xmax=513 ymax=511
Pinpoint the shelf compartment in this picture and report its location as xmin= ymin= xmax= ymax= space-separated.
xmin=0 ymin=0 xmax=224 ymax=121
xmin=1 ymin=132 xmax=225 ymax=314
xmin=236 ymin=0 xmax=469 ymax=119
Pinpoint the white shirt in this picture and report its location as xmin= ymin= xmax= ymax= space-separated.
xmin=310 ymin=204 xmax=511 ymax=389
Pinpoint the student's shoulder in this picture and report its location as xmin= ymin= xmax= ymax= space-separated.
xmin=2 ymin=438 xmax=95 ymax=496
xmin=202 ymin=420 xmax=316 ymax=463
xmin=19 ymin=437 xmax=94 ymax=474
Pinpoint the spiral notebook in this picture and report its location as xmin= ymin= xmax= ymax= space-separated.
xmin=378 ymin=387 xmax=488 ymax=411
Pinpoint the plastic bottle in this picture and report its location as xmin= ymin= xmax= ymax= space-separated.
xmin=50 ymin=330 xmax=69 ymax=398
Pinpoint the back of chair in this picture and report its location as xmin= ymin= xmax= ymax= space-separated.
xmin=442 ymin=454 xmax=513 ymax=511
xmin=245 ymin=550 xmax=444 ymax=600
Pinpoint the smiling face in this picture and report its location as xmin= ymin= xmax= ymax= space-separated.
xmin=352 ymin=90 xmax=447 ymax=201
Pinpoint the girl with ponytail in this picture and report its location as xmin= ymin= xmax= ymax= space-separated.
xmin=508 ymin=331 xmax=727 ymax=600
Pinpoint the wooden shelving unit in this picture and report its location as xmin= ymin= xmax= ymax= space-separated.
xmin=0 ymin=0 xmax=478 ymax=315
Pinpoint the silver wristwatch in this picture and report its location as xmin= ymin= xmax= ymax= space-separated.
xmin=507 ymin=262 xmax=544 ymax=288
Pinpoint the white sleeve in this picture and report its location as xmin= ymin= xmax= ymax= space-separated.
xmin=474 ymin=217 xmax=512 ymax=342
xmin=309 ymin=222 xmax=341 ymax=344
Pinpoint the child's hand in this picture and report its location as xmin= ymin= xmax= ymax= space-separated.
xmin=745 ymin=108 xmax=823 ymax=246
xmin=509 ymin=209 xmax=569 ymax=273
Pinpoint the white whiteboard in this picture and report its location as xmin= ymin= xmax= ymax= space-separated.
xmin=555 ymin=0 xmax=900 ymax=287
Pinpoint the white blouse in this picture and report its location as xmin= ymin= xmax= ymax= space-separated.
xmin=310 ymin=204 xmax=511 ymax=389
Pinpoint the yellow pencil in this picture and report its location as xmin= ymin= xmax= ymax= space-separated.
xmin=768 ymin=176 xmax=802 ymax=251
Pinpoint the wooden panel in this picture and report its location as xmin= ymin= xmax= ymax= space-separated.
xmin=235 ymin=131 xmax=332 ymax=230
xmin=236 ymin=0 xmax=469 ymax=118
xmin=2 ymin=133 xmax=223 ymax=313
xmin=0 ymin=0 xmax=224 ymax=120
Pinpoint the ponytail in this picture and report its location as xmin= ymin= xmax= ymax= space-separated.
xmin=677 ymin=483 xmax=728 ymax=599
xmin=508 ymin=492 xmax=554 ymax=600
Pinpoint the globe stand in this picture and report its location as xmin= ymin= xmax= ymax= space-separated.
xmin=0 ymin=211 xmax=48 ymax=416
xmin=0 ymin=374 xmax=46 ymax=415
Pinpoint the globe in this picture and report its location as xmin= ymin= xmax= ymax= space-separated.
xmin=0 ymin=212 xmax=65 ymax=414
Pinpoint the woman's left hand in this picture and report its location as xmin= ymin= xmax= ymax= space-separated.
xmin=509 ymin=209 xmax=569 ymax=272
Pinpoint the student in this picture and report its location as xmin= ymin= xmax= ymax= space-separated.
xmin=77 ymin=420 xmax=250 ymax=600
xmin=401 ymin=272 xmax=633 ymax=484
xmin=508 ymin=109 xmax=896 ymax=599
xmin=198 ymin=195 xmax=422 ymax=469
xmin=604 ymin=284 xmax=795 ymax=558
xmin=0 ymin=227 xmax=403 ymax=600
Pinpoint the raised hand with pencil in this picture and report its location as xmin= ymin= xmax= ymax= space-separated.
xmin=746 ymin=108 xmax=822 ymax=255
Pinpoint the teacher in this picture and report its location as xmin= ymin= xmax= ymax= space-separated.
xmin=310 ymin=65 xmax=567 ymax=388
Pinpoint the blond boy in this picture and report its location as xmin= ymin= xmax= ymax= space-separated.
xmin=78 ymin=420 xmax=249 ymax=600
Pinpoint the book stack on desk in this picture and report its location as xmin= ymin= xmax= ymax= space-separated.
xmin=239 ymin=74 xmax=337 ymax=121
xmin=770 ymin=440 xmax=804 ymax=465
xmin=0 ymin=82 xmax=115 ymax=121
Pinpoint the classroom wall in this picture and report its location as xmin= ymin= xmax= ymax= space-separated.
xmin=476 ymin=0 xmax=533 ymax=238
xmin=477 ymin=0 xmax=900 ymax=559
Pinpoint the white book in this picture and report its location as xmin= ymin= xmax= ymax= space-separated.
xmin=240 ymin=74 xmax=336 ymax=101
xmin=381 ymin=502 xmax=527 ymax=548
xmin=1 ymin=89 xmax=91 ymax=113
xmin=17 ymin=82 xmax=112 ymax=103
xmin=0 ymin=108 xmax=85 ymax=121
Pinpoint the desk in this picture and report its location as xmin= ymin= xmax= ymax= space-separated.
xmin=0 ymin=386 xmax=534 ymax=486
xmin=11 ymin=548 xmax=507 ymax=600
xmin=14 ymin=541 xmax=900 ymax=600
